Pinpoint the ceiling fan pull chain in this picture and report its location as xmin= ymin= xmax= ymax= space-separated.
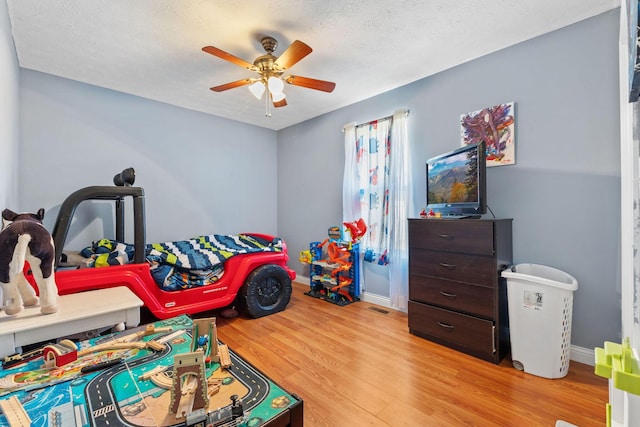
xmin=265 ymin=86 xmax=271 ymax=117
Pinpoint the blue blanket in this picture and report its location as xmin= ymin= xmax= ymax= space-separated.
xmin=80 ymin=234 xmax=283 ymax=291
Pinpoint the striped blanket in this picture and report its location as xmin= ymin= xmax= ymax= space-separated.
xmin=80 ymin=234 xmax=283 ymax=291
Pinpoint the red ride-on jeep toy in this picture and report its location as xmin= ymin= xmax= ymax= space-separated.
xmin=26 ymin=169 xmax=295 ymax=319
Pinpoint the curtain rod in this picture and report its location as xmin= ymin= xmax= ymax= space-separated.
xmin=342 ymin=109 xmax=410 ymax=132
xmin=355 ymin=114 xmax=392 ymax=128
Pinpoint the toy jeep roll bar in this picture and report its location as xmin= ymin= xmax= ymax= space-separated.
xmin=52 ymin=185 xmax=146 ymax=266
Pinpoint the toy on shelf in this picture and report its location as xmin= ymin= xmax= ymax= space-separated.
xmin=300 ymin=220 xmax=365 ymax=306
xmin=343 ymin=218 xmax=367 ymax=243
xmin=0 ymin=208 xmax=59 ymax=316
xmin=43 ymin=339 xmax=78 ymax=368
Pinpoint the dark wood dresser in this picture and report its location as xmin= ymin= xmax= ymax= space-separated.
xmin=407 ymin=218 xmax=513 ymax=364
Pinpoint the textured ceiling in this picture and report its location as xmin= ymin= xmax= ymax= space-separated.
xmin=5 ymin=0 xmax=620 ymax=130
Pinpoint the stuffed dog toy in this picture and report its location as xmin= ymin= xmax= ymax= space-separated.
xmin=0 ymin=208 xmax=58 ymax=315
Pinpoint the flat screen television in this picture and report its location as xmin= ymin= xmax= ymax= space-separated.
xmin=426 ymin=141 xmax=486 ymax=218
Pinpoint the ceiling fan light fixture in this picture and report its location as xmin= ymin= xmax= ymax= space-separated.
xmin=248 ymin=81 xmax=265 ymax=99
xmin=267 ymin=76 xmax=284 ymax=93
xmin=271 ymin=91 xmax=286 ymax=102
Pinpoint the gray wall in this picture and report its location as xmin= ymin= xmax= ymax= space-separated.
xmin=279 ymin=10 xmax=621 ymax=349
xmin=0 ymin=1 xmax=19 ymax=209
xmin=19 ymin=70 xmax=279 ymax=249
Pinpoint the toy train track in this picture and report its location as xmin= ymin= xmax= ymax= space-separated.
xmin=0 ymin=395 xmax=30 ymax=427
xmin=184 ymin=394 xmax=245 ymax=427
xmin=2 ymin=347 xmax=45 ymax=369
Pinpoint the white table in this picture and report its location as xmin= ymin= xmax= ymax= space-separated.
xmin=0 ymin=286 xmax=143 ymax=358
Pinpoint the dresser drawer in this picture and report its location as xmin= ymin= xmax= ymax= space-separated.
xmin=409 ymin=219 xmax=494 ymax=255
xmin=408 ymin=301 xmax=495 ymax=359
xmin=409 ymin=248 xmax=496 ymax=286
xmin=409 ymin=274 xmax=494 ymax=319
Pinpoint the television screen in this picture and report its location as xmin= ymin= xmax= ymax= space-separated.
xmin=426 ymin=141 xmax=486 ymax=218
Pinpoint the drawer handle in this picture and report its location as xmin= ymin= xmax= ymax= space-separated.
xmin=439 ymin=262 xmax=456 ymax=270
xmin=437 ymin=321 xmax=455 ymax=330
xmin=439 ymin=291 xmax=457 ymax=299
xmin=438 ymin=234 xmax=454 ymax=240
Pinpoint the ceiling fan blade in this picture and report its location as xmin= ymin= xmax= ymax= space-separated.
xmin=274 ymin=40 xmax=312 ymax=70
xmin=210 ymin=79 xmax=254 ymax=92
xmin=202 ymin=46 xmax=255 ymax=70
xmin=273 ymin=98 xmax=287 ymax=108
xmin=285 ymin=75 xmax=336 ymax=93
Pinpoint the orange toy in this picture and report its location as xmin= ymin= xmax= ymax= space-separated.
xmin=343 ymin=218 xmax=367 ymax=243
xmin=327 ymin=242 xmax=350 ymax=265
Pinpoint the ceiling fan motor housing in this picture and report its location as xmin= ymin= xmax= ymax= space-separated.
xmin=260 ymin=36 xmax=278 ymax=53
xmin=254 ymin=54 xmax=282 ymax=78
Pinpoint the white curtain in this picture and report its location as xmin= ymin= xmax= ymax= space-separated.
xmin=343 ymin=122 xmax=360 ymax=223
xmin=388 ymin=109 xmax=412 ymax=310
xmin=354 ymin=118 xmax=392 ymax=264
xmin=343 ymin=122 xmax=364 ymax=293
xmin=342 ymin=109 xmax=412 ymax=309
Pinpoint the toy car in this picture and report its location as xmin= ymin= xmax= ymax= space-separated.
xmin=25 ymin=170 xmax=295 ymax=320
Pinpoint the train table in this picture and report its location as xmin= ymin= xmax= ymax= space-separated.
xmin=0 ymin=315 xmax=302 ymax=427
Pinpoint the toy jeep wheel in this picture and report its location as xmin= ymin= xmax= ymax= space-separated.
xmin=241 ymin=264 xmax=292 ymax=318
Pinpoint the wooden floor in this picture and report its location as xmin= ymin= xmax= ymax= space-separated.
xmin=214 ymin=281 xmax=608 ymax=427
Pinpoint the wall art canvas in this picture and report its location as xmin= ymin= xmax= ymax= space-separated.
xmin=460 ymin=102 xmax=515 ymax=167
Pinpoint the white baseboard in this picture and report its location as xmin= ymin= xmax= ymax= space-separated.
xmin=295 ymin=277 xmax=595 ymax=365
xmin=359 ymin=291 xmax=392 ymax=308
xmin=296 ymin=276 xmax=394 ymax=308
xmin=570 ymin=345 xmax=594 ymax=366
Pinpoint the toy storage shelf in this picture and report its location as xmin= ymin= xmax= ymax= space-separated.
xmin=305 ymin=242 xmax=360 ymax=306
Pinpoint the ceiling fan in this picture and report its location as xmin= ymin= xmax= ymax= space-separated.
xmin=202 ymin=36 xmax=336 ymax=116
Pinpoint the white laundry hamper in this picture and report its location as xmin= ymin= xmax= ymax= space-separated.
xmin=501 ymin=263 xmax=578 ymax=379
